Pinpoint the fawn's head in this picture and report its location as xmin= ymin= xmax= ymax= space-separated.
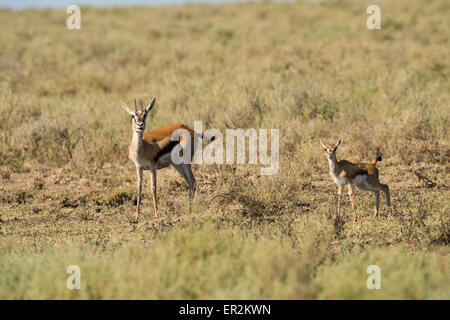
xmin=120 ymin=97 xmax=156 ymax=134
xmin=320 ymin=138 xmax=342 ymax=160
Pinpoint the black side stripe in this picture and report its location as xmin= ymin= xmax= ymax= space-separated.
xmin=154 ymin=141 xmax=179 ymax=163
xmin=356 ymin=168 xmax=368 ymax=176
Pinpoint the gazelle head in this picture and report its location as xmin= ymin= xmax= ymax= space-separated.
xmin=320 ymin=138 xmax=342 ymax=160
xmin=120 ymin=97 xmax=156 ymax=134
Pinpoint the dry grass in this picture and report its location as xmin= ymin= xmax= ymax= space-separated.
xmin=0 ymin=0 xmax=449 ymax=299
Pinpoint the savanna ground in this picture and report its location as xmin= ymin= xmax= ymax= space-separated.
xmin=0 ymin=0 xmax=449 ymax=299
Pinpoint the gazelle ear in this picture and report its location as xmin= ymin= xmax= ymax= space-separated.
xmin=120 ymin=101 xmax=134 ymax=116
xmin=333 ymin=138 xmax=343 ymax=151
xmin=320 ymin=139 xmax=327 ymax=150
xmin=144 ymin=97 xmax=156 ymax=115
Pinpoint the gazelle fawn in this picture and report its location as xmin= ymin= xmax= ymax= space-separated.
xmin=120 ymin=97 xmax=214 ymax=220
xmin=320 ymin=139 xmax=391 ymax=222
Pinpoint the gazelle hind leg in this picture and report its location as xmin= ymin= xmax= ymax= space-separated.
xmin=171 ymin=163 xmax=192 ymax=199
xmin=347 ymin=183 xmax=357 ymax=222
xmin=373 ymin=191 xmax=380 ymax=218
xmin=380 ymin=183 xmax=391 ymax=217
xmin=183 ymin=164 xmax=196 ymax=200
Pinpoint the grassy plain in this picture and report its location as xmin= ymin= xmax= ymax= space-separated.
xmin=0 ymin=0 xmax=448 ymax=299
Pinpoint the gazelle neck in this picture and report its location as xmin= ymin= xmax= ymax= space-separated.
xmin=327 ymin=155 xmax=338 ymax=171
xmin=131 ymin=130 xmax=144 ymax=152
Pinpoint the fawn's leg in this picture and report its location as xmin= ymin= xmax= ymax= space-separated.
xmin=373 ymin=191 xmax=380 ymax=218
xmin=337 ymin=184 xmax=344 ymax=217
xmin=150 ymin=168 xmax=158 ymax=216
xmin=381 ymin=183 xmax=391 ymax=217
xmin=348 ymin=183 xmax=357 ymax=222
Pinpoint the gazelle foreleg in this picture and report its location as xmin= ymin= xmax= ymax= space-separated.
xmin=150 ymin=167 xmax=158 ymax=216
xmin=135 ymin=167 xmax=143 ymax=220
xmin=347 ymin=183 xmax=357 ymax=222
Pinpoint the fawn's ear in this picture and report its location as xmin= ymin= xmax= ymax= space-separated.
xmin=144 ymin=98 xmax=156 ymax=115
xmin=320 ymin=139 xmax=327 ymax=150
xmin=120 ymin=101 xmax=134 ymax=116
xmin=333 ymin=138 xmax=343 ymax=151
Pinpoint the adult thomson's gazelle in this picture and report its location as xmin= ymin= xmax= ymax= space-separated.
xmin=120 ymin=97 xmax=214 ymax=220
xmin=320 ymin=138 xmax=391 ymax=222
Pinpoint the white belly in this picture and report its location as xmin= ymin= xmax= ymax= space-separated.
xmin=354 ymin=174 xmax=370 ymax=190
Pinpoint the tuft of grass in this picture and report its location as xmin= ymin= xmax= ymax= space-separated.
xmin=0 ymin=223 xmax=447 ymax=299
